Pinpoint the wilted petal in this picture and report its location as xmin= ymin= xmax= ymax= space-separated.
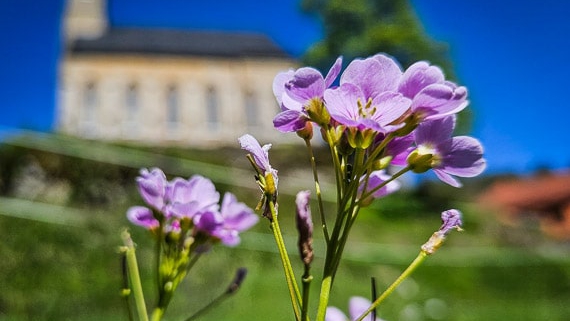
xmin=439 ymin=209 xmax=463 ymax=235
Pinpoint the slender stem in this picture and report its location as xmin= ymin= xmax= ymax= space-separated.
xmin=315 ymin=275 xmax=332 ymax=321
xmin=358 ymin=166 xmax=411 ymax=204
xmin=354 ymin=252 xmax=428 ymax=321
xmin=304 ymin=137 xmax=329 ymax=243
xmin=120 ymin=250 xmax=135 ymax=321
xmin=268 ymin=200 xmax=302 ymax=321
xmin=329 ymin=204 xmax=360 ymax=285
xmin=122 ymin=231 xmax=150 ymax=321
xmin=154 ymin=231 xmax=163 ymax=307
xmin=325 ymin=128 xmax=344 ymax=205
xmin=301 ymin=265 xmax=313 ymax=321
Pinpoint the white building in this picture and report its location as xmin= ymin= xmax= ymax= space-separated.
xmin=58 ymin=0 xmax=298 ymax=147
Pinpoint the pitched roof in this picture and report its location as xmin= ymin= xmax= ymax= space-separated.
xmin=70 ymin=28 xmax=291 ymax=59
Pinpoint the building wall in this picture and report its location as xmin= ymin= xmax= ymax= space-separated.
xmin=58 ymin=54 xmax=297 ymax=147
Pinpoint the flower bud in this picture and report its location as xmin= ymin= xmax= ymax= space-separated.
xmin=295 ymin=190 xmax=314 ymax=266
xmin=296 ymin=121 xmax=313 ymax=140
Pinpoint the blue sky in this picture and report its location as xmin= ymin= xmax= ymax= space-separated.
xmin=0 ymin=0 xmax=569 ymax=174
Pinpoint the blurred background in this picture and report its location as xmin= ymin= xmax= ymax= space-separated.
xmin=0 ymin=0 xmax=569 ymax=320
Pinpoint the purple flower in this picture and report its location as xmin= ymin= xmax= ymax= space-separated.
xmin=127 ymin=206 xmax=159 ymax=230
xmin=273 ymin=57 xmax=342 ymax=132
xmin=136 ymin=168 xmax=168 ymax=210
xmin=409 ymin=116 xmax=486 ymax=187
xmin=166 ymin=175 xmax=220 ymax=219
xmin=326 ymin=296 xmax=385 ymax=321
xmin=194 ymin=193 xmax=258 ymax=246
xmin=398 ymin=61 xmax=468 ymax=121
xmin=324 ymin=54 xmax=410 ymax=133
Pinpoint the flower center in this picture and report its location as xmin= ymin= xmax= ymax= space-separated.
xmin=357 ymin=98 xmax=376 ymax=119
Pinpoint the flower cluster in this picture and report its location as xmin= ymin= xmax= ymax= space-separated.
xmin=124 ymin=168 xmax=258 ymax=319
xmin=273 ymin=54 xmax=485 ymax=188
xmin=127 ymin=167 xmax=258 ymax=247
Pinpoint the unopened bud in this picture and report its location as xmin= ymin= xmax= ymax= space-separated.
xmin=296 ymin=121 xmax=314 ymax=140
xmin=295 ymin=190 xmax=314 ymax=266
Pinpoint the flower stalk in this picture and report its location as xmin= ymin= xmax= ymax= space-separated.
xmin=121 ymin=230 xmax=149 ymax=321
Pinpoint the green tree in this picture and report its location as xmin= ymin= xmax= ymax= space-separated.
xmin=302 ymin=0 xmax=472 ymax=132
xmin=302 ymin=0 xmax=452 ymax=73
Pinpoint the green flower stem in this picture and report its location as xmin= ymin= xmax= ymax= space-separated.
xmin=121 ymin=230 xmax=150 ymax=321
xmin=154 ymin=232 xmax=163 ymax=307
xmin=120 ymin=250 xmax=135 ymax=321
xmin=304 ymin=137 xmax=329 ymax=243
xmin=354 ymin=251 xmax=428 ymax=321
xmin=268 ymin=200 xmax=302 ymax=321
xmin=315 ymin=275 xmax=332 ymax=321
xmin=357 ymin=166 xmax=411 ymax=205
xmin=325 ymin=127 xmax=345 ymax=205
xmin=329 ymin=204 xmax=360 ymax=285
xmin=301 ymin=265 xmax=313 ymax=321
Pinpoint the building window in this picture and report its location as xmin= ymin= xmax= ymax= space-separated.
xmin=81 ymin=81 xmax=97 ymax=137
xmin=166 ymin=85 xmax=179 ymax=137
xmin=244 ymin=90 xmax=258 ymax=128
xmin=206 ymin=86 xmax=219 ymax=131
xmin=124 ymin=83 xmax=139 ymax=137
